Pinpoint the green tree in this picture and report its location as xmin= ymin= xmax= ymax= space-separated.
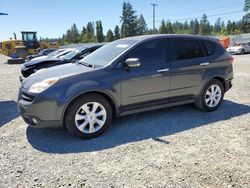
xmin=136 ymin=14 xmax=147 ymax=35
xmin=82 ymin=22 xmax=95 ymax=42
xmin=120 ymin=2 xmax=138 ymax=37
xmin=114 ymin=25 xmax=120 ymax=40
xmin=214 ymin=18 xmax=221 ymax=33
xmin=199 ymin=14 xmax=210 ymax=35
xmin=70 ymin=23 xmax=80 ymax=43
xmin=242 ymin=0 xmax=250 ymax=32
xmin=193 ymin=19 xmax=200 ymax=34
xmin=165 ymin=21 xmax=174 ymax=33
xmin=106 ymin=29 xmax=114 ymax=42
xmin=159 ymin=20 xmax=166 ymax=34
xmin=96 ymin=20 xmax=104 ymax=42
xmin=227 ymin=20 xmax=232 ymax=34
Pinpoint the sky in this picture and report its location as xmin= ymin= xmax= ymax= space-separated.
xmin=0 ymin=0 xmax=245 ymax=41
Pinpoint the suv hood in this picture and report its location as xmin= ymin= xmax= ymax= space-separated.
xmin=22 ymin=63 xmax=94 ymax=90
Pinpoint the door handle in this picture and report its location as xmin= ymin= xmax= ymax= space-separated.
xmin=200 ymin=62 xmax=210 ymax=66
xmin=157 ymin=68 xmax=169 ymax=73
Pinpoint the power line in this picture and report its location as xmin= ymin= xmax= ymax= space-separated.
xmin=0 ymin=12 xmax=8 ymax=15
xmin=151 ymin=3 xmax=159 ymax=31
xmin=148 ymin=10 xmax=243 ymax=24
xmin=146 ymin=3 xmax=240 ymax=21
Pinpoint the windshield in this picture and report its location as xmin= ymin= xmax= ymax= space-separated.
xmin=79 ymin=40 xmax=137 ymax=67
xmin=59 ymin=48 xmax=82 ymax=60
xmin=47 ymin=49 xmax=65 ymax=57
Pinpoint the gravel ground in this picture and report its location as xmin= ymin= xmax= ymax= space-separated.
xmin=0 ymin=53 xmax=249 ymax=188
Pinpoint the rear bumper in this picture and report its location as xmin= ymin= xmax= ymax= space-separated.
xmin=225 ymin=79 xmax=233 ymax=92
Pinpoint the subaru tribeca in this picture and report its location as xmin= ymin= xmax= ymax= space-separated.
xmin=18 ymin=34 xmax=233 ymax=139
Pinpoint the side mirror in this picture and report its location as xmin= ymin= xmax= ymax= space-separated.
xmin=125 ymin=58 xmax=141 ymax=68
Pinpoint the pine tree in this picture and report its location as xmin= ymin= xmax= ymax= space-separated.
xmin=96 ymin=21 xmax=104 ymax=42
xmin=200 ymin=14 xmax=210 ymax=35
xmin=82 ymin=22 xmax=95 ymax=42
xmin=106 ymin=29 xmax=114 ymax=42
xmin=114 ymin=25 xmax=120 ymax=40
xmin=136 ymin=14 xmax=147 ymax=35
xmin=227 ymin=20 xmax=232 ymax=34
xmin=193 ymin=19 xmax=200 ymax=34
xmin=70 ymin=23 xmax=79 ymax=43
xmin=159 ymin=20 xmax=166 ymax=34
xmin=214 ymin=18 xmax=221 ymax=33
xmin=165 ymin=21 xmax=174 ymax=33
xmin=242 ymin=0 xmax=250 ymax=32
xmin=120 ymin=2 xmax=138 ymax=38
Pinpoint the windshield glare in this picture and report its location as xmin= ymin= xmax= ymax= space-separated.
xmin=59 ymin=49 xmax=81 ymax=60
xmin=79 ymin=40 xmax=136 ymax=67
xmin=47 ymin=49 xmax=65 ymax=57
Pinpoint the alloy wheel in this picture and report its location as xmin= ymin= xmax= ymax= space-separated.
xmin=205 ymin=84 xmax=222 ymax=108
xmin=75 ymin=102 xmax=107 ymax=134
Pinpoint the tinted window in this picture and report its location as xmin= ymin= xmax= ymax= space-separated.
xmin=170 ymin=39 xmax=204 ymax=61
xmin=203 ymin=41 xmax=216 ymax=56
xmin=128 ymin=40 xmax=165 ymax=65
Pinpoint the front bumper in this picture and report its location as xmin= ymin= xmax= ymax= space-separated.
xmin=17 ymin=88 xmax=63 ymax=128
xmin=227 ymin=49 xmax=242 ymax=54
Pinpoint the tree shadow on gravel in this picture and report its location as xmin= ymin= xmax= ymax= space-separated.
xmin=0 ymin=100 xmax=20 ymax=127
xmin=26 ymin=100 xmax=250 ymax=154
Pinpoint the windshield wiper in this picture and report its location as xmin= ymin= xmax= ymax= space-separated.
xmin=77 ymin=61 xmax=95 ymax=68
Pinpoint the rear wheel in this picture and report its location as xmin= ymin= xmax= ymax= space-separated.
xmin=64 ymin=94 xmax=113 ymax=139
xmin=195 ymin=79 xmax=224 ymax=112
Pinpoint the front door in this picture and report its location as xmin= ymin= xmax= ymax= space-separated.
xmin=120 ymin=39 xmax=170 ymax=109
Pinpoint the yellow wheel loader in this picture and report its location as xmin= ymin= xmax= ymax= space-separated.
xmin=0 ymin=31 xmax=58 ymax=64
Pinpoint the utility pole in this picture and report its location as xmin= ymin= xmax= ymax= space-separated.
xmin=151 ymin=3 xmax=158 ymax=31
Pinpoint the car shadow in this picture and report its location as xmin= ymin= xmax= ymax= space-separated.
xmin=26 ymin=100 xmax=250 ymax=154
xmin=0 ymin=100 xmax=20 ymax=127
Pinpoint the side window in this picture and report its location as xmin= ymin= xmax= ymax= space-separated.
xmin=128 ymin=40 xmax=165 ymax=65
xmin=170 ymin=39 xmax=204 ymax=61
xmin=203 ymin=41 xmax=216 ymax=56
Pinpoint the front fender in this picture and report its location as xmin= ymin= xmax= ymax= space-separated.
xmin=59 ymin=79 xmax=120 ymax=121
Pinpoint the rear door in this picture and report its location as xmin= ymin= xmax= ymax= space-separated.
xmin=168 ymin=38 xmax=207 ymax=101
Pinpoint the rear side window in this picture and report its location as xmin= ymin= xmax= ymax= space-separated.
xmin=128 ymin=40 xmax=165 ymax=65
xmin=203 ymin=41 xmax=216 ymax=56
xmin=170 ymin=39 xmax=204 ymax=61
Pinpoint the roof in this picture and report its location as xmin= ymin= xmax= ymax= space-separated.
xmin=119 ymin=34 xmax=218 ymax=42
xmin=60 ymin=43 xmax=106 ymax=49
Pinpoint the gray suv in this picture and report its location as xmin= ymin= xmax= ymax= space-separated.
xmin=18 ymin=34 xmax=233 ymax=139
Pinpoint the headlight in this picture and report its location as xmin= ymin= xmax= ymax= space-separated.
xmin=28 ymin=77 xmax=59 ymax=93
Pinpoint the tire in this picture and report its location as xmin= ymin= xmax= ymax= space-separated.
xmin=241 ymin=49 xmax=245 ymax=55
xmin=64 ymin=94 xmax=113 ymax=139
xmin=195 ymin=79 xmax=225 ymax=112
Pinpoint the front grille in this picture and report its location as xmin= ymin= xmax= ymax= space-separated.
xmin=21 ymin=92 xmax=35 ymax=102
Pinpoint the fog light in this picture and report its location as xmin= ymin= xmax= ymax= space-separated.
xmin=32 ymin=118 xmax=38 ymax=124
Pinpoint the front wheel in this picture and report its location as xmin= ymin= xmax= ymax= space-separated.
xmin=195 ymin=79 xmax=225 ymax=112
xmin=240 ymin=49 xmax=245 ymax=55
xmin=64 ymin=94 xmax=113 ymax=139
